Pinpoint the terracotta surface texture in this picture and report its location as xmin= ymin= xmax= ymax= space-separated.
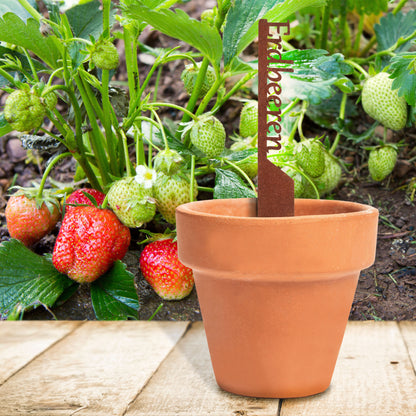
xmin=176 ymin=198 xmax=379 ymax=398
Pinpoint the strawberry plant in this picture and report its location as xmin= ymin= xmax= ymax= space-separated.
xmin=1 ymin=0 xmax=416 ymax=320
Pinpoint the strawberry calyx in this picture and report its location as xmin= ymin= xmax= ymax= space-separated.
xmin=9 ymin=186 xmax=60 ymax=215
xmin=139 ymin=229 xmax=176 ymax=245
xmin=153 ymin=149 xmax=184 ymax=175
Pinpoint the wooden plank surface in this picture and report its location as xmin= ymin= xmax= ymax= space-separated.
xmin=400 ymin=321 xmax=416 ymax=372
xmin=0 ymin=321 xmax=81 ymax=386
xmin=125 ymin=322 xmax=279 ymax=416
xmin=280 ymin=321 xmax=416 ymax=416
xmin=0 ymin=321 xmax=189 ymax=416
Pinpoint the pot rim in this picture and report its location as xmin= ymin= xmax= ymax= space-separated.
xmin=176 ymin=198 xmax=377 ymax=222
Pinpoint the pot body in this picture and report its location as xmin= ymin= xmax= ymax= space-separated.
xmin=176 ymin=198 xmax=378 ymax=398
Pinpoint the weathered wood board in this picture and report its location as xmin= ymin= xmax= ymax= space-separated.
xmin=0 ymin=321 xmax=189 ymax=416
xmin=281 ymin=321 xmax=416 ymax=416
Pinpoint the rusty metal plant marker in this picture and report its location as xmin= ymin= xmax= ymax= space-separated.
xmin=257 ymin=19 xmax=294 ymax=217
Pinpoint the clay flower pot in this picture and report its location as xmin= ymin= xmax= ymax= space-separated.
xmin=176 ymin=198 xmax=378 ymax=398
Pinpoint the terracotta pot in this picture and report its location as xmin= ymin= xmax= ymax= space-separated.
xmin=176 ymin=198 xmax=378 ymax=398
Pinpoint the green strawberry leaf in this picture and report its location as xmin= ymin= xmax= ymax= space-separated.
xmin=0 ymin=0 xmax=37 ymax=21
xmin=0 ymin=239 xmax=74 ymax=319
xmin=223 ymin=148 xmax=258 ymax=162
xmin=389 ymin=52 xmax=416 ymax=107
xmin=0 ymin=14 xmax=63 ymax=69
xmin=121 ymin=1 xmax=222 ymax=67
xmin=307 ymin=92 xmax=358 ymax=129
xmin=375 ymin=10 xmax=416 ymax=54
xmin=223 ymin=0 xmax=325 ymax=67
xmin=268 ymin=49 xmax=354 ymax=104
xmin=0 ymin=113 xmax=12 ymax=136
xmin=66 ymin=0 xmax=116 ymax=40
xmin=0 ymin=45 xmax=46 ymax=87
xmin=214 ymin=168 xmax=257 ymax=199
xmin=90 ymin=261 xmax=139 ymax=320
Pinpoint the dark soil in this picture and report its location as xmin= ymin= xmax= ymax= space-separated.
xmin=1 ymin=0 xmax=416 ymax=321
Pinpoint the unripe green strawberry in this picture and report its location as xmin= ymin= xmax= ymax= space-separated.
xmin=189 ymin=115 xmax=225 ymax=158
xmin=313 ymin=152 xmax=342 ymax=196
xmin=4 ymin=89 xmax=46 ymax=132
xmin=6 ymin=193 xmax=60 ymax=246
xmin=91 ymin=39 xmax=119 ymax=70
xmin=239 ymin=100 xmax=258 ymax=137
xmin=153 ymin=172 xmax=198 ymax=225
xmin=201 ymin=9 xmax=215 ymax=26
xmin=181 ymin=62 xmax=216 ymax=98
xmin=295 ymin=139 xmax=325 ymax=178
xmin=108 ymin=176 xmax=156 ymax=228
xmin=361 ymin=72 xmax=407 ymax=131
xmin=282 ymin=166 xmax=304 ymax=198
xmin=153 ymin=149 xmax=184 ymax=175
xmin=368 ymin=145 xmax=397 ymax=182
xmin=43 ymin=91 xmax=58 ymax=111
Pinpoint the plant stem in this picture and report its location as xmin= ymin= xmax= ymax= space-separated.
xmin=123 ymin=26 xmax=138 ymax=110
xmin=223 ymin=159 xmax=257 ymax=195
xmin=102 ymin=0 xmax=111 ymax=38
xmin=101 ymin=69 xmax=119 ymax=176
xmin=37 ymin=152 xmax=72 ymax=198
xmin=345 ymin=59 xmax=369 ymax=78
xmin=211 ymin=71 xmax=257 ymax=114
xmin=151 ymin=102 xmax=197 ymax=121
xmin=175 ymin=57 xmax=210 ymax=139
xmin=120 ymin=130 xmax=133 ymax=177
xmin=353 ymin=13 xmax=365 ymax=56
xmin=320 ymin=3 xmax=331 ymax=51
xmin=190 ymin=155 xmax=196 ymax=202
xmin=74 ymin=74 xmax=111 ymax=185
xmin=17 ymin=0 xmax=43 ymax=21
xmin=150 ymin=109 xmax=169 ymax=150
xmin=329 ymin=92 xmax=347 ymax=155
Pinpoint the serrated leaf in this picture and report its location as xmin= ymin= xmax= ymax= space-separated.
xmin=389 ymin=52 xmax=416 ymax=107
xmin=0 ymin=14 xmax=63 ymax=69
xmin=0 ymin=239 xmax=74 ymax=318
xmin=375 ymin=10 xmax=416 ymax=54
xmin=269 ymin=49 xmax=353 ymax=104
xmin=66 ymin=0 xmax=116 ymax=40
xmin=224 ymin=0 xmax=326 ymax=67
xmin=0 ymin=45 xmax=46 ymax=87
xmin=90 ymin=261 xmax=139 ymax=320
xmin=121 ymin=1 xmax=222 ymax=67
xmin=0 ymin=0 xmax=37 ymax=21
xmin=223 ymin=0 xmax=284 ymax=67
xmin=214 ymin=168 xmax=257 ymax=199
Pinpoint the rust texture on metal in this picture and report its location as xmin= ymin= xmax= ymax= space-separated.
xmin=257 ymin=19 xmax=295 ymax=217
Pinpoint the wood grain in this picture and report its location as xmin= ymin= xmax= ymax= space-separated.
xmin=0 ymin=321 xmax=189 ymax=416
xmin=399 ymin=321 xmax=416 ymax=372
xmin=125 ymin=321 xmax=279 ymax=416
xmin=280 ymin=321 xmax=416 ymax=416
xmin=0 ymin=321 xmax=81 ymax=386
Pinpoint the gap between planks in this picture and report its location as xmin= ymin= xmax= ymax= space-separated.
xmin=0 ymin=321 xmax=83 ymax=386
xmin=0 ymin=321 xmax=190 ymax=416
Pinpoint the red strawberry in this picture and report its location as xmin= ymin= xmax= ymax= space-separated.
xmin=5 ymin=193 xmax=60 ymax=247
xmin=65 ymin=188 xmax=106 ymax=212
xmin=139 ymin=239 xmax=194 ymax=300
xmin=52 ymin=206 xmax=131 ymax=283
